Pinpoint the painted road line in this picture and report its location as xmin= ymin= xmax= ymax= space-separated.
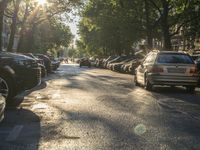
xmin=6 ymin=125 xmax=23 ymax=141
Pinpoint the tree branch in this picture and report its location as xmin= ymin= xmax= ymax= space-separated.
xmin=170 ymin=15 xmax=200 ymax=37
xmin=148 ymin=0 xmax=162 ymax=15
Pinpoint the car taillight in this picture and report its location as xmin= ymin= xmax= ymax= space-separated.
xmin=149 ymin=66 xmax=164 ymax=73
xmin=189 ymin=68 xmax=198 ymax=74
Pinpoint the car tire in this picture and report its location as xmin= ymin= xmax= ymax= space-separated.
xmin=0 ymin=74 xmax=15 ymax=103
xmin=186 ymin=86 xmax=195 ymax=93
xmin=144 ymin=76 xmax=153 ymax=91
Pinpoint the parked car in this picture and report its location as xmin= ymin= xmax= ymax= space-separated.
xmin=34 ymin=54 xmax=52 ymax=73
xmin=48 ymin=56 xmax=60 ymax=71
xmin=90 ymin=59 xmax=96 ymax=67
xmin=191 ymin=55 xmax=200 ymax=71
xmin=135 ymin=50 xmax=199 ymax=92
xmin=95 ymin=58 xmax=104 ymax=68
xmin=102 ymin=56 xmax=117 ymax=68
xmin=0 ymin=95 xmax=6 ymax=122
xmin=110 ymin=58 xmax=134 ymax=72
xmin=191 ymin=54 xmax=200 ymax=87
xmin=0 ymin=51 xmax=41 ymax=102
xmin=107 ymin=56 xmax=132 ymax=69
xmin=121 ymin=59 xmax=141 ymax=74
xmin=23 ymin=53 xmax=47 ymax=77
xmin=80 ymin=58 xmax=91 ymax=67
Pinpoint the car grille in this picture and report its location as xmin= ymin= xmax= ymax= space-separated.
xmin=167 ymin=68 xmax=186 ymax=73
xmin=30 ymin=62 xmax=39 ymax=68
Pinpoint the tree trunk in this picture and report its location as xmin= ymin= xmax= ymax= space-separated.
xmin=7 ymin=0 xmax=21 ymax=52
xmin=144 ymin=0 xmax=153 ymax=49
xmin=0 ymin=0 xmax=7 ymax=51
xmin=17 ymin=2 xmax=29 ymax=51
xmin=161 ymin=0 xmax=172 ymax=50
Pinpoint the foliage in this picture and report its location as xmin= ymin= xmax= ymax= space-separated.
xmin=19 ymin=20 xmax=73 ymax=54
xmin=77 ymin=0 xmax=200 ymax=56
xmin=0 ymin=0 xmax=83 ymax=53
xmin=77 ymin=0 xmax=144 ymax=56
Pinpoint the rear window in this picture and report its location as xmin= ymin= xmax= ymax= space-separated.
xmin=157 ymin=53 xmax=194 ymax=64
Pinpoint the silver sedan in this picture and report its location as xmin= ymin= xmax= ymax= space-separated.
xmin=135 ymin=51 xmax=199 ymax=92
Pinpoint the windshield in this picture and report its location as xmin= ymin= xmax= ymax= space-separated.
xmin=157 ymin=53 xmax=194 ymax=64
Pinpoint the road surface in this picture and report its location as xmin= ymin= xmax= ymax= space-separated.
xmin=0 ymin=64 xmax=200 ymax=150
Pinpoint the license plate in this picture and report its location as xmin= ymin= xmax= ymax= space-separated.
xmin=167 ymin=68 xmax=186 ymax=73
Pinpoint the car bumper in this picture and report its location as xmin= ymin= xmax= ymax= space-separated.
xmin=51 ymin=63 xmax=60 ymax=71
xmin=148 ymin=74 xmax=199 ymax=86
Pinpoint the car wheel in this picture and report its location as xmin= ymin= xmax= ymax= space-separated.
xmin=186 ymin=86 xmax=195 ymax=93
xmin=0 ymin=74 xmax=15 ymax=102
xmin=144 ymin=75 xmax=153 ymax=91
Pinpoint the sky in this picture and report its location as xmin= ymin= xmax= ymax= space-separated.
xmin=69 ymin=22 xmax=78 ymax=39
xmin=68 ymin=14 xmax=80 ymax=40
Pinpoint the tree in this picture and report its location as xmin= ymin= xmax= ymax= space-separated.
xmin=7 ymin=0 xmax=21 ymax=51
xmin=19 ymin=19 xmax=73 ymax=54
xmin=1 ymin=0 xmax=83 ymax=52
xmin=78 ymin=0 xmax=144 ymax=56
xmin=0 ymin=0 xmax=8 ymax=50
xmin=148 ymin=0 xmax=200 ymax=50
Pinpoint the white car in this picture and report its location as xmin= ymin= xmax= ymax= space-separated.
xmin=135 ymin=50 xmax=199 ymax=92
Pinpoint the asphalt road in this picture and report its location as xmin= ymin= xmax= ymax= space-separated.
xmin=0 ymin=64 xmax=200 ymax=150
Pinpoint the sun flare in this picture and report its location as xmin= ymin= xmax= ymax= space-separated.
xmin=37 ymin=0 xmax=46 ymax=5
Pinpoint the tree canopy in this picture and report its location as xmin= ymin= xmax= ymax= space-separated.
xmin=0 ymin=0 xmax=83 ymax=55
xmin=77 ymin=0 xmax=200 ymax=57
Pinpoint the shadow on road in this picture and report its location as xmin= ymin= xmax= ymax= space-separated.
xmin=153 ymin=86 xmax=200 ymax=106
xmin=0 ymin=82 xmax=46 ymax=149
xmin=0 ymin=108 xmax=41 ymax=150
xmin=7 ymin=81 xmax=47 ymax=108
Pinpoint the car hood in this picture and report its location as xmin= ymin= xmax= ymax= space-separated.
xmin=0 ymin=52 xmax=35 ymax=61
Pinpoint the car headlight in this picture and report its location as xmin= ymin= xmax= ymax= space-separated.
xmin=15 ymin=60 xmax=29 ymax=66
xmin=15 ymin=60 xmax=37 ymax=68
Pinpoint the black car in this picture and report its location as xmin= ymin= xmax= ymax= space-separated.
xmin=80 ymin=58 xmax=91 ymax=68
xmin=95 ymin=58 xmax=104 ymax=68
xmin=0 ymin=95 xmax=5 ymax=122
xmin=107 ymin=56 xmax=132 ymax=69
xmin=48 ymin=56 xmax=60 ymax=71
xmin=34 ymin=54 xmax=52 ymax=73
xmin=110 ymin=58 xmax=134 ymax=72
xmin=0 ymin=51 xmax=41 ymax=102
xmin=103 ymin=56 xmax=118 ymax=68
xmin=23 ymin=53 xmax=47 ymax=77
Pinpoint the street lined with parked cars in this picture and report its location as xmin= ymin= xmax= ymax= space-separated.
xmin=92 ymin=50 xmax=200 ymax=92
xmin=0 ymin=51 xmax=61 ymax=122
xmin=93 ymin=51 xmax=144 ymax=74
xmin=0 ymin=51 xmax=200 ymax=149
